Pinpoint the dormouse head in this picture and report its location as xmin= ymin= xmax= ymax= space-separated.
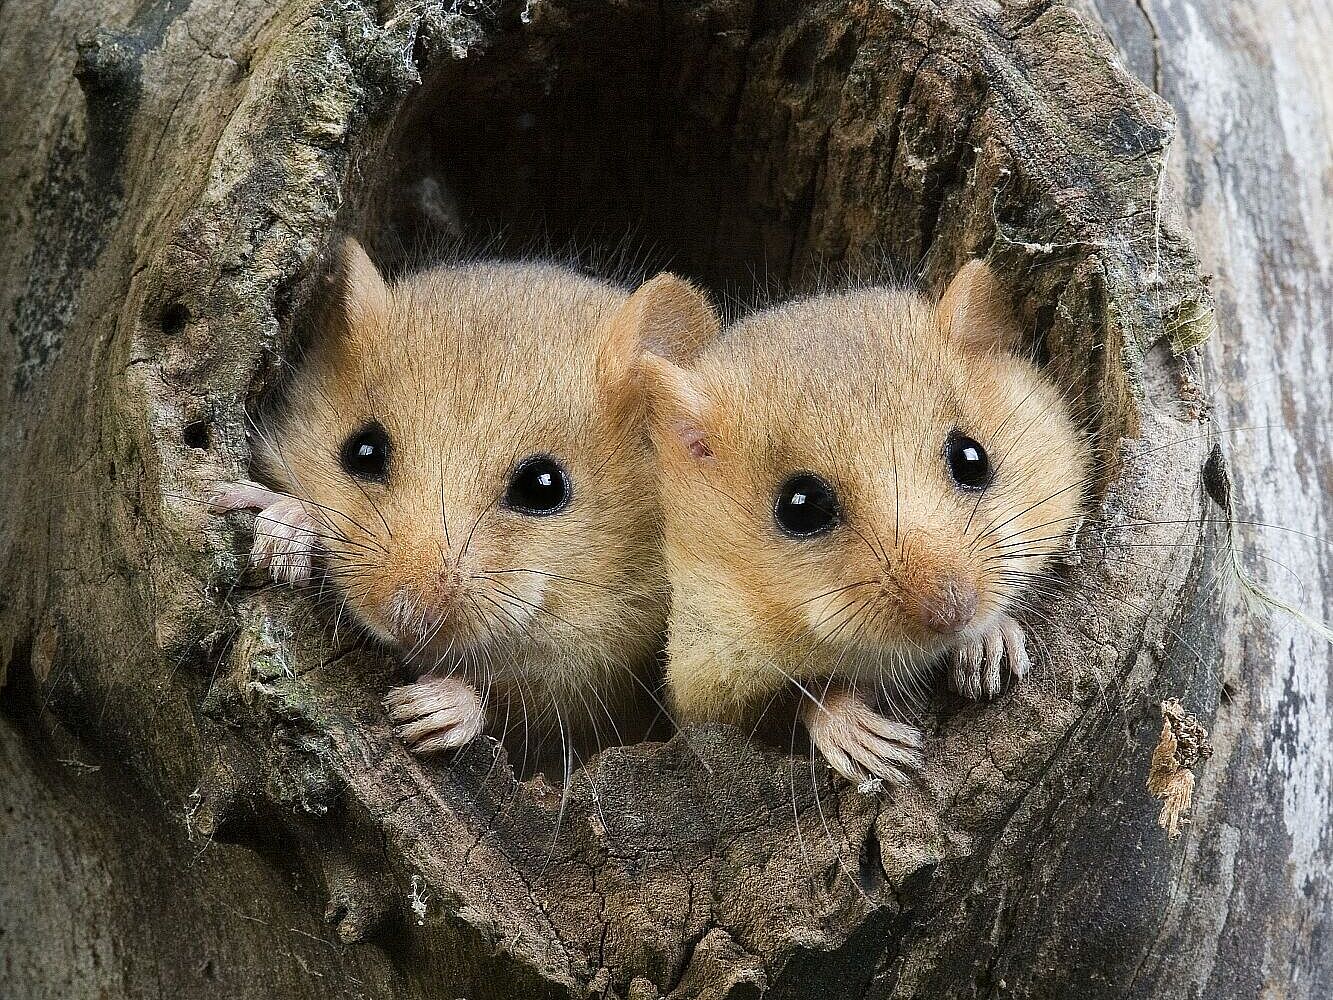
xmin=259 ymin=239 xmax=717 ymax=680
xmin=643 ymin=261 xmax=1088 ymax=683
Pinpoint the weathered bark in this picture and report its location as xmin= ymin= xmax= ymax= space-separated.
xmin=1070 ymin=2 xmax=1333 ymax=993
xmin=0 ymin=1 xmax=1325 ymax=998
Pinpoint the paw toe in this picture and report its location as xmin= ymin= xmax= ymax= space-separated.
xmin=951 ymin=639 xmax=984 ymax=700
xmin=1000 ymin=618 xmax=1031 ymax=679
xmin=981 ymin=633 xmax=1004 ymax=698
xmin=396 ymin=710 xmax=480 ymax=750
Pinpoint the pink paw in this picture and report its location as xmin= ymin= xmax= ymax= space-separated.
xmin=385 ymin=675 xmax=486 ymax=755
xmin=211 ymin=479 xmax=319 ymax=585
xmin=948 ymin=612 xmax=1030 ymax=701
xmin=802 ymin=685 xmax=925 ymax=787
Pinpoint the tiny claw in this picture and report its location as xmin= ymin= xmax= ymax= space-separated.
xmin=386 ymin=675 xmax=486 ymax=756
xmin=802 ymin=685 xmax=925 ymax=787
xmin=950 ymin=613 xmax=1031 ymax=701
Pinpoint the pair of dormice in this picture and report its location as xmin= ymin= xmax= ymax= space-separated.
xmin=213 ymin=239 xmax=1087 ymax=785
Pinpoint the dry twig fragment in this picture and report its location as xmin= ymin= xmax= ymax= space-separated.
xmin=1147 ymin=698 xmax=1214 ymax=838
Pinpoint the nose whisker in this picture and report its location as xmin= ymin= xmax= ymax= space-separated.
xmin=438 ymin=471 xmax=451 ymax=548
xmin=461 ymin=495 xmax=503 ymax=560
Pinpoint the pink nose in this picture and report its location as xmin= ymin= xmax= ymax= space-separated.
xmin=921 ymin=577 xmax=978 ymax=635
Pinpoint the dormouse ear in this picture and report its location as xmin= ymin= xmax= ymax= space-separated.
xmin=599 ymin=273 xmax=720 ymax=455
xmin=936 ymin=260 xmax=1025 ymax=354
xmin=603 ymin=272 xmax=720 ymax=376
xmin=631 ymin=273 xmax=720 ymax=364
xmin=324 ymin=237 xmax=389 ymax=335
xmin=640 ymin=352 xmax=714 ymax=461
xmin=612 ymin=273 xmax=719 ymax=460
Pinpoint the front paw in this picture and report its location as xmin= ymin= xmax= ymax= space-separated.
xmin=212 ymin=479 xmax=319 ymax=586
xmin=385 ymin=676 xmax=486 ymax=755
xmin=948 ymin=612 xmax=1031 ymax=701
xmin=802 ymin=685 xmax=925 ymax=787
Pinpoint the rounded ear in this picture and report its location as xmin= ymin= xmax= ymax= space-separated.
xmin=633 ymin=273 xmax=720 ymax=364
xmin=936 ymin=260 xmax=1025 ymax=354
xmin=602 ymin=272 xmax=720 ymax=375
xmin=598 ymin=272 xmax=720 ymax=432
xmin=324 ymin=236 xmax=389 ymax=336
xmin=621 ymin=274 xmax=718 ymax=459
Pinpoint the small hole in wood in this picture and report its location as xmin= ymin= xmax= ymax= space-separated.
xmin=411 ymin=27 xmax=429 ymax=70
xmin=183 ymin=420 xmax=211 ymax=450
xmin=161 ymin=301 xmax=191 ymax=336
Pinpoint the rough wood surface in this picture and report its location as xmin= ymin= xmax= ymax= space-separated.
xmin=1072 ymin=2 xmax=1333 ymax=994
xmin=3 ymin=0 xmax=1321 ymax=997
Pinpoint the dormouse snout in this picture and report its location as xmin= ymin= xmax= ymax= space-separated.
xmin=380 ymin=553 xmax=467 ymax=639
xmin=919 ymin=576 xmax=979 ymax=635
xmin=889 ymin=537 xmax=980 ymax=637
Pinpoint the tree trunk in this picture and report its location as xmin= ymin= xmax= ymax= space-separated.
xmin=0 ymin=1 xmax=1326 ymax=998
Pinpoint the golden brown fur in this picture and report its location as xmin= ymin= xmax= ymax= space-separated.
xmin=644 ymin=263 xmax=1088 ymax=742
xmin=245 ymin=242 xmax=708 ymax=743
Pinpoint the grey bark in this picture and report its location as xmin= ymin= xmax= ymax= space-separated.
xmin=0 ymin=1 xmax=1326 ymax=998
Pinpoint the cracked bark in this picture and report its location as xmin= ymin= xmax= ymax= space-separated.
xmin=2 ymin=1 xmax=1328 ymax=998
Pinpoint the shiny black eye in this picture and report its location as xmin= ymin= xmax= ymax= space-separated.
xmin=946 ymin=431 xmax=992 ymax=489
xmin=504 ymin=455 xmax=571 ymax=516
xmin=774 ymin=473 xmax=840 ymax=538
xmin=339 ymin=421 xmax=391 ymax=482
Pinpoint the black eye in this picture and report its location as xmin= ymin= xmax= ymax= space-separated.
xmin=504 ymin=455 xmax=571 ymax=516
xmin=774 ymin=473 xmax=840 ymax=538
xmin=946 ymin=431 xmax=992 ymax=489
xmin=339 ymin=421 xmax=391 ymax=482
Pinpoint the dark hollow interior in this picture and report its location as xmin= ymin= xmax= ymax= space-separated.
xmin=359 ymin=1 xmax=975 ymax=306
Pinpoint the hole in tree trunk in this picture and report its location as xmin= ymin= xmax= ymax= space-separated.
xmin=281 ymin=3 xmax=1113 ymax=779
xmin=330 ymin=5 xmax=954 ymax=776
xmin=182 ymin=420 xmax=211 ymax=451
xmin=358 ymin=5 xmax=961 ymax=304
xmin=160 ymin=301 xmax=191 ymax=336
